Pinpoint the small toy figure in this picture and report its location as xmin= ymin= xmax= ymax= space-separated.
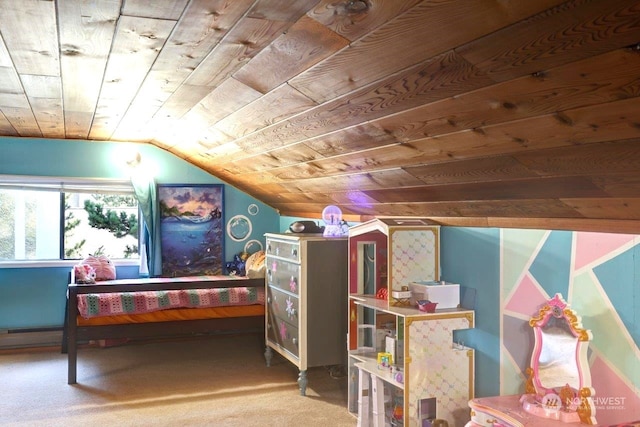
xmin=392 ymin=393 xmax=403 ymax=421
xmin=74 ymin=264 xmax=96 ymax=284
xmin=225 ymin=253 xmax=247 ymax=276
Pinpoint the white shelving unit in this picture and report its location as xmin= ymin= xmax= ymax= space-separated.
xmin=348 ymin=295 xmax=474 ymax=426
xmin=347 ymin=219 xmax=475 ymax=426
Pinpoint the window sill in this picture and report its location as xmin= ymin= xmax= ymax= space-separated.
xmin=0 ymin=259 xmax=140 ymax=269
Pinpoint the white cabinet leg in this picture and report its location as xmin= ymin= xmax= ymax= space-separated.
xmin=371 ymin=375 xmax=385 ymax=427
xmin=357 ymin=368 xmax=370 ymax=427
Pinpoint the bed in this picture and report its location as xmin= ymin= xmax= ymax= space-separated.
xmin=62 ymin=275 xmax=265 ymax=384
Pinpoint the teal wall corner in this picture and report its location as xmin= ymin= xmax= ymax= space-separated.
xmin=441 ymin=226 xmax=501 ymax=397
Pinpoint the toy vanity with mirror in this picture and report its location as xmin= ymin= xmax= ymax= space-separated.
xmin=466 ymin=293 xmax=597 ymax=426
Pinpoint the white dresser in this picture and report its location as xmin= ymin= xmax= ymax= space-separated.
xmin=264 ymin=233 xmax=348 ymax=395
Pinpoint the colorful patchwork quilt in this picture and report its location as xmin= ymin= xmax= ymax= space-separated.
xmin=77 ymin=287 xmax=265 ymax=319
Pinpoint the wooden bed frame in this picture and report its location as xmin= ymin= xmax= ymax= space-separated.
xmin=62 ymin=276 xmax=265 ymax=384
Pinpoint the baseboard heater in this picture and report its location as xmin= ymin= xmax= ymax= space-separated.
xmin=1 ymin=327 xmax=63 ymax=349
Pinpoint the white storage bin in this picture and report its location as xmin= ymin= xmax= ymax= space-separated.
xmin=410 ymin=281 xmax=460 ymax=309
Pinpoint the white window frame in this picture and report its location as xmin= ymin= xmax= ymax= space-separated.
xmin=0 ymin=175 xmax=141 ymax=268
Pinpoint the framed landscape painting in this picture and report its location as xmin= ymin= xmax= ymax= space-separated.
xmin=157 ymin=184 xmax=224 ymax=277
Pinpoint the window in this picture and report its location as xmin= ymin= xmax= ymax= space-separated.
xmin=0 ymin=177 xmax=139 ymax=261
xmin=64 ymin=192 xmax=139 ymax=259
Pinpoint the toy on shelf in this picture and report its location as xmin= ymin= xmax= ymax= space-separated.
xmin=391 ymin=286 xmax=412 ymax=306
xmin=417 ymin=300 xmax=438 ymax=313
xmin=321 ymin=205 xmax=349 ymax=237
xmin=376 ymin=287 xmax=388 ymax=300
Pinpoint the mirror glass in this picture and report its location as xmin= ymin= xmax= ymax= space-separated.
xmin=537 ymin=314 xmax=580 ymax=390
xmin=358 ymin=243 xmax=377 ymax=347
xmin=361 ymin=243 xmax=376 ymax=295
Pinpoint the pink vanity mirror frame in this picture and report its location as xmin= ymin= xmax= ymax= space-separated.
xmin=522 ymin=293 xmax=597 ymax=424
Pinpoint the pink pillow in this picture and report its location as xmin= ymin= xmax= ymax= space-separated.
xmin=82 ymin=255 xmax=116 ymax=281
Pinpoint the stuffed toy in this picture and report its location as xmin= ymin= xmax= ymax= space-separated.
xmin=82 ymin=255 xmax=116 ymax=281
xmin=74 ymin=264 xmax=96 ymax=284
xmin=245 ymin=251 xmax=266 ymax=278
xmin=225 ymin=253 xmax=247 ymax=276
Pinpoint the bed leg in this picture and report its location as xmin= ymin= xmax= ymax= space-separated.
xmin=68 ymin=343 xmax=77 ymax=384
xmin=67 ymin=291 xmax=78 ymax=384
xmin=61 ymin=299 xmax=69 ymax=354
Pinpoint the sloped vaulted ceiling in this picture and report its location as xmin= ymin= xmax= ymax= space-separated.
xmin=1 ymin=0 xmax=640 ymax=233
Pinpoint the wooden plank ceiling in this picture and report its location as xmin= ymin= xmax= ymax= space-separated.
xmin=1 ymin=0 xmax=640 ymax=233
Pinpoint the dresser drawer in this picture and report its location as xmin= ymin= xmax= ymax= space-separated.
xmin=266 ymin=257 xmax=300 ymax=295
xmin=266 ymin=314 xmax=300 ymax=358
xmin=266 ymin=238 xmax=300 ymax=263
xmin=267 ymin=286 xmax=299 ymax=324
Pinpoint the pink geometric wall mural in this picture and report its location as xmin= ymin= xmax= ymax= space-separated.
xmin=590 ymin=355 xmax=640 ymax=425
xmin=502 ymin=314 xmax=533 ymax=377
xmin=574 ymin=232 xmax=636 ymax=271
xmin=504 ymin=272 xmax=547 ymax=317
xmin=499 ymin=229 xmax=640 ymax=423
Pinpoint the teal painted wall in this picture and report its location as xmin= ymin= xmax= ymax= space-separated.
xmin=440 ymin=227 xmax=501 ymax=397
xmin=279 ymin=215 xmax=326 ymax=233
xmin=0 ymin=137 xmax=279 ymax=330
xmin=0 ymin=265 xmax=139 ymax=329
xmin=441 ymin=227 xmax=640 ymax=423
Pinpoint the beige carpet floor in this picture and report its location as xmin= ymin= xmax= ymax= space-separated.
xmin=0 ymin=333 xmax=356 ymax=426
